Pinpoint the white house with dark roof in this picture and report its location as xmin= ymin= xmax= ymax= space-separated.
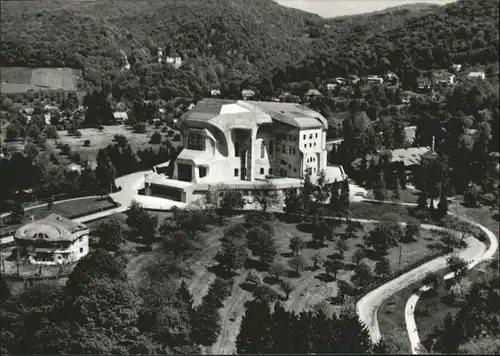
xmin=144 ymin=99 xmax=347 ymax=203
xmin=14 ymin=214 xmax=90 ymax=265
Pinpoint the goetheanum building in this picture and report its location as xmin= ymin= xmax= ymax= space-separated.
xmin=14 ymin=214 xmax=90 ymax=265
xmin=145 ymin=99 xmax=347 ymax=204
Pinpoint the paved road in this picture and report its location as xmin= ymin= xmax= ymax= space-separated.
xmin=404 ymin=216 xmax=498 ymax=354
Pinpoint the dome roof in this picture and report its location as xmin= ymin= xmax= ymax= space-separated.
xmin=14 ymin=214 xmax=87 ymax=242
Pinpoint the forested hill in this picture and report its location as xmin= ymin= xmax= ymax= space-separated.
xmin=0 ymin=0 xmax=320 ymax=83
xmin=0 ymin=0 xmax=498 ymax=96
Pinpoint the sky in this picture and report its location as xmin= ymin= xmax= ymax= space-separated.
xmin=275 ymin=0 xmax=458 ymax=18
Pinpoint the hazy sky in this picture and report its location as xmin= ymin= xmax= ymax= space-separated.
xmin=275 ymin=0 xmax=457 ymax=18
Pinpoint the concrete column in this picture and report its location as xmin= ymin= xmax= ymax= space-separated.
xmin=247 ymin=128 xmax=257 ymax=181
xmin=191 ymin=165 xmax=197 ymax=183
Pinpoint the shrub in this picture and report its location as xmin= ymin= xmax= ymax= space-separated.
xmin=149 ymin=131 xmax=162 ymax=144
xmin=253 ymin=285 xmax=280 ymax=303
xmin=246 ymin=269 xmax=262 ymax=285
xmin=134 ymin=122 xmax=147 ymax=133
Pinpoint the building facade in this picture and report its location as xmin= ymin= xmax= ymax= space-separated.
xmin=145 ymin=99 xmax=346 ymax=203
xmin=14 ymin=214 xmax=90 ymax=265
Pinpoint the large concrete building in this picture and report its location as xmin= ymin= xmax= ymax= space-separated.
xmin=14 ymin=214 xmax=90 ymax=265
xmin=145 ymin=99 xmax=347 ymax=204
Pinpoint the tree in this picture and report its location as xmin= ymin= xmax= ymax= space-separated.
xmin=236 ymin=300 xmax=273 ymax=354
xmin=191 ymin=301 xmax=221 ymax=346
xmin=149 ymin=131 xmax=162 ymax=144
xmin=352 ymin=248 xmax=365 ymax=266
xmin=464 ymin=183 xmax=481 ymax=207
xmin=176 ymin=280 xmax=194 ymax=311
xmin=312 ymin=251 xmax=325 ymax=270
xmin=269 ymin=262 xmax=286 ymax=281
xmin=65 ymin=248 xmax=127 ymax=295
xmin=280 ymin=280 xmax=294 ymax=300
xmin=204 ymin=277 xmax=233 ymax=308
xmin=9 ymin=200 xmax=24 ymax=224
xmin=417 ymin=191 xmax=428 ymax=211
xmin=246 ymin=226 xmax=277 ymax=266
xmin=375 ymin=257 xmax=391 ymax=278
xmin=254 ymin=180 xmax=280 ymax=212
xmin=96 ymin=217 xmax=125 ymax=251
xmin=325 ymin=259 xmax=342 ymax=279
xmin=126 ymin=200 xmax=158 ymax=244
xmin=216 ymin=238 xmax=248 ymax=273
xmin=337 ymin=306 xmax=372 ymax=353
xmin=220 ymin=190 xmax=245 ymax=216
xmin=446 ymin=255 xmax=468 ymax=279
xmin=404 ymin=220 xmax=421 ymax=242
xmin=95 ymin=149 xmax=116 ymax=192
xmin=289 ymin=255 xmax=307 ymax=276
xmin=0 ymin=274 xmax=10 ymax=302
xmin=352 ymin=262 xmax=373 ymax=290
xmin=314 ymin=170 xmax=330 ymax=203
xmin=283 ymin=188 xmax=304 ymax=220
xmin=289 ymin=236 xmax=305 ymax=256
xmin=423 ymin=271 xmax=440 ymax=291
xmin=335 ymin=238 xmax=348 ymax=258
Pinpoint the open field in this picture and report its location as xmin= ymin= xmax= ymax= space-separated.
xmin=0 ymin=67 xmax=82 ymax=93
xmin=47 ymin=125 xmax=181 ymax=163
xmin=0 ymin=197 xmax=117 ymax=236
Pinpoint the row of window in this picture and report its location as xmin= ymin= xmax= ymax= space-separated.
xmin=277 ymin=134 xmax=298 ymax=142
xmin=306 ymin=157 xmax=316 ymax=163
xmin=188 ymin=132 xmax=205 ymax=151
xmin=303 ymin=142 xmax=317 ymax=149
xmin=303 ymin=133 xmax=319 ymax=140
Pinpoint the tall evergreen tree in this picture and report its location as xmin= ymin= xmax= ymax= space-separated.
xmin=236 ymin=300 xmax=273 ymax=354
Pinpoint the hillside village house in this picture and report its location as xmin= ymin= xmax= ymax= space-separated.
xmin=416 ymin=77 xmax=432 ymax=91
xmin=451 ymin=64 xmax=462 ymax=72
xmin=467 ymin=71 xmax=485 ymax=80
xmin=304 ymin=89 xmax=323 ymax=101
xmin=165 ymin=56 xmax=183 ymax=69
xmin=349 ymin=75 xmax=360 ymax=84
xmin=14 ymin=214 xmax=90 ymax=265
xmin=366 ymin=75 xmax=384 ymax=85
xmin=241 ymin=89 xmax=255 ymax=100
xmin=113 ymin=111 xmax=128 ymax=123
xmin=144 ymin=99 xmax=347 ymax=204
xmin=210 ymin=89 xmax=221 ymax=97
xmin=436 ymin=73 xmax=456 ymax=85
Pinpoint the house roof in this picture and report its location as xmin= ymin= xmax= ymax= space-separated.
xmin=113 ymin=111 xmax=128 ymax=119
xmin=305 ymin=89 xmax=323 ymax=97
xmin=15 ymin=214 xmax=88 ymax=242
xmin=351 ymin=146 xmax=431 ymax=169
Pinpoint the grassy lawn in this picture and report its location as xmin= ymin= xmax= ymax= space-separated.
xmin=1 ymin=197 xmax=117 ymax=236
xmin=46 ymin=124 xmax=182 ymax=163
xmin=365 ymin=187 xmax=420 ymax=204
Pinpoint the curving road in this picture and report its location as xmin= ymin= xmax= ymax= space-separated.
xmin=404 ymin=216 xmax=498 ymax=354
xmin=0 ymin=171 xmax=185 ymax=246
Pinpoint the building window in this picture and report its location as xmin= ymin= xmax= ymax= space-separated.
xmin=289 ymin=146 xmax=292 ymax=154
xmin=288 ymin=164 xmax=291 ymax=169
xmin=309 ymin=143 xmax=312 ymax=147
xmin=199 ymin=166 xmax=207 ymax=178
xmin=303 ymin=134 xmax=306 ymax=139
xmin=293 ymin=148 xmax=296 ymax=155
xmin=260 ymin=168 xmax=264 ymax=174
xmin=309 ymin=134 xmax=313 ymax=139
xmin=315 ymin=133 xmax=318 ymax=138
xmin=280 ymin=159 xmax=287 ymax=165
xmin=269 ymin=168 xmax=273 ymax=175
xmin=187 ymin=132 xmax=205 ymax=151
xmin=282 ymin=145 xmax=286 ymax=152
xmin=235 ymin=142 xmax=240 ymax=157
xmin=78 ymin=236 xmax=82 ymax=242
xmin=314 ymin=142 xmax=317 ymax=147
xmin=80 ymin=248 xmax=83 ymax=253
xmin=294 ymin=167 xmax=297 ymax=172
xmin=304 ymin=144 xmax=306 ymax=148
xmin=269 ymin=140 xmax=274 ymax=155
xmin=261 ymin=141 xmax=265 ymax=158
xmin=234 ymin=168 xmax=239 ymax=177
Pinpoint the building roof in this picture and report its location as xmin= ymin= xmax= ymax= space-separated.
xmin=15 ymin=214 xmax=88 ymax=242
xmin=305 ymin=89 xmax=323 ymax=97
xmin=181 ymin=99 xmax=328 ymax=131
xmin=351 ymin=146 xmax=431 ymax=170
xmin=113 ymin=111 xmax=128 ymax=119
